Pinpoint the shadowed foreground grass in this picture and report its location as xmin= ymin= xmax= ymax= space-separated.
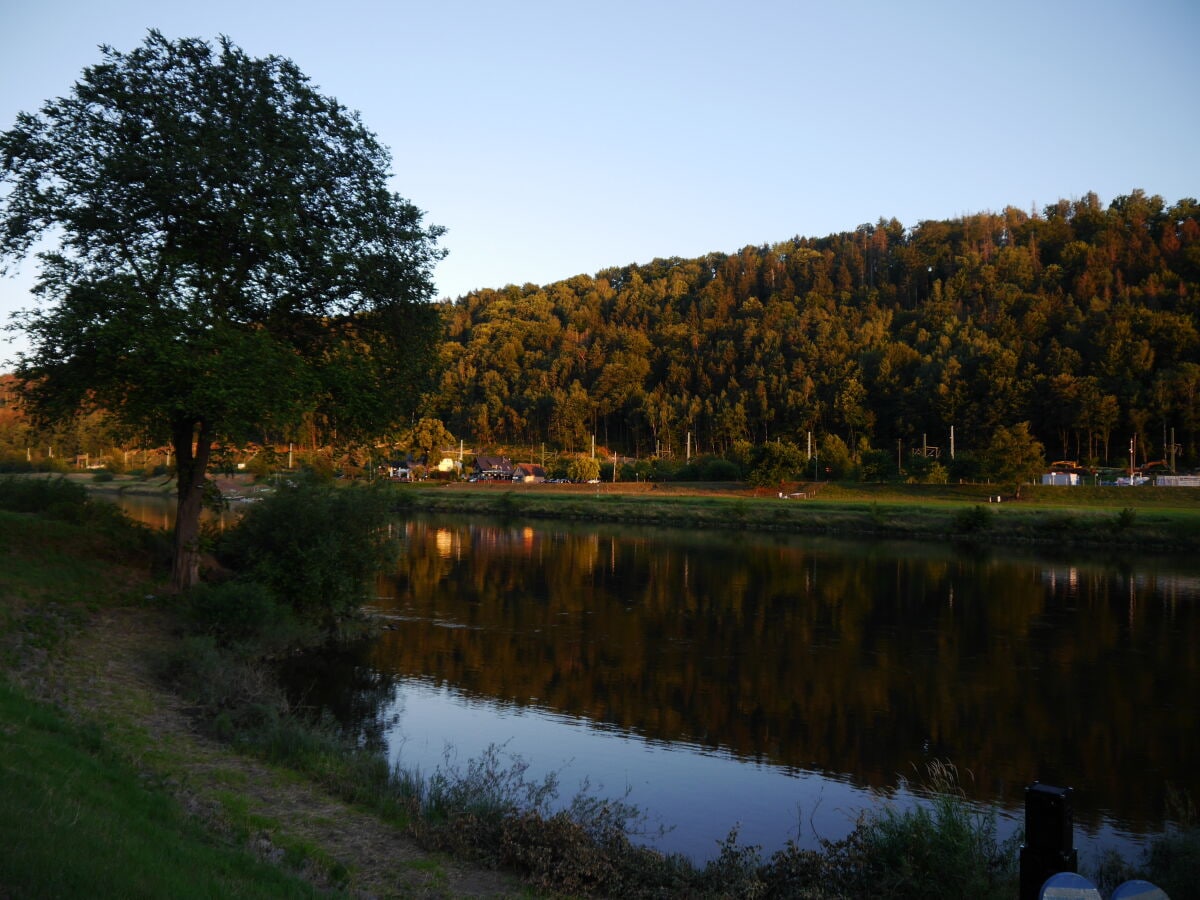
xmin=0 ymin=678 xmax=335 ymax=899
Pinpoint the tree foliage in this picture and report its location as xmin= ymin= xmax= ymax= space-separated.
xmin=747 ymin=439 xmax=807 ymax=486
xmin=404 ymin=417 xmax=455 ymax=459
xmin=983 ymin=422 xmax=1045 ymax=492
xmin=216 ymin=480 xmax=395 ymax=632
xmin=0 ymin=31 xmax=444 ymax=587
xmin=430 ymin=191 xmax=1200 ymax=475
xmin=566 ymin=456 xmax=600 ymax=483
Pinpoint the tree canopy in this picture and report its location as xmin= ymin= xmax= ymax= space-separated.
xmin=431 ymin=191 xmax=1200 ymax=474
xmin=0 ymin=31 xmax=445 ymax=588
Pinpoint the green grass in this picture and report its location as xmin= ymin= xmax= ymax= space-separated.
xmin=0 ymin=488 xmax=343 ymax=898
xmin=0 ymin=677 xmax=341 ymax=899
xmin=398 ymin=481 xmax=1200 ymax=552
xmin=0 ymin=509 xmax=151 ymax=668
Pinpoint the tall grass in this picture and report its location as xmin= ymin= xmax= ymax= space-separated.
xmin=845 ymin=761 xmax=1019 ymax=898
xmin=1090 ymin=787 xmax=1200 ymax=898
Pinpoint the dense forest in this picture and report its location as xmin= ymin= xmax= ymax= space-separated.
xmin=3 ymin=190 xmax=1199 ymax=479
xmin=431 ymin=190 xmax=1200 ymax=473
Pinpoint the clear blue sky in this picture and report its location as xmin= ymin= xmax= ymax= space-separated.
xmin=2 ymin=0 xmax=1197 ymax=364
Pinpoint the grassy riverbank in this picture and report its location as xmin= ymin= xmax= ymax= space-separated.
xmin=66 ymin=470 xmax=1200 ymax=553
xmin=0 ymin=494 xmax=332 ymax=897
xmin=398 ymin=480 xmax=1200 ymax=553
xmin=0 ymin=480 xmax=517 ymax=898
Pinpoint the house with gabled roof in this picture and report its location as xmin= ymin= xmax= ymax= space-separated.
xmin=472 ymin=455 xmax=516 ymax=480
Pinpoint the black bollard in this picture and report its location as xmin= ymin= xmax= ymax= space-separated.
xmin=1019 ymin=783 xmax=1078 ymax=900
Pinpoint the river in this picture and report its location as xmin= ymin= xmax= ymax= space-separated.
xmin=281 ymin=515 xmax=1200 ymax=866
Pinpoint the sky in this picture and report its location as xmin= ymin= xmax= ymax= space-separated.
xmin=1 ymin=0 xmax=1198 ymax=364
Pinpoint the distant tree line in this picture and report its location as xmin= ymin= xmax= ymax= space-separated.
xmin=430 ymin=190 xmax=1200 ymax=474
xmin=5 ymin=190 xmax=1199 ymax=483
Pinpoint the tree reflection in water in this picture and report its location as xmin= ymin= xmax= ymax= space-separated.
xmin=282 ymin=515 xmax=1200 ymax=861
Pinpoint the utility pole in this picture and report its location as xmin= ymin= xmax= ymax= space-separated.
xmin=950 ymin=425 xmax=955 ymax=460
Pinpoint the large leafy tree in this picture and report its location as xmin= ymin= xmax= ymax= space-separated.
xmin=0 ymin=31 xmax=445 ymax=589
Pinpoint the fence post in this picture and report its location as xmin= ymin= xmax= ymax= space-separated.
xmin=1019 ymin=783 xmax=1077 ymax=900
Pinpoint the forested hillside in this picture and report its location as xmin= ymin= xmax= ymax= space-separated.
xmin=432 ymin=190 xmax=1200 ymax=471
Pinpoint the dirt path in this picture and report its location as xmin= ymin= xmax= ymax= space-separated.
xmin=45 ymin=604 xmax=525 ymax=899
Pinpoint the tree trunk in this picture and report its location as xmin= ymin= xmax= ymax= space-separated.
xmin=170 ymin=419 xmax=213 ymax=592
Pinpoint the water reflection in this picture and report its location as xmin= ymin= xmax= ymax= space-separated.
xmin=290 ymin=517 xmax=1199 ymax=863
xmin=111 ymin=491 xmax=241 ymax=531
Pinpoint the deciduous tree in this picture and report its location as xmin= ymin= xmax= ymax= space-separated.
xmin=1 ymin=32 xmax=444 ymax=589
xmin=983 ymin=422 xmax=1045 ymax=498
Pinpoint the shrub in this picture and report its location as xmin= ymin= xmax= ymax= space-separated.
xmin=759 ymin=839 xmax=835 ymax=897
xmin=185 ymin=579 xmax=311 ymax=654
xmin=859 ymin=448 xmax=899 ymax=482
xmin=1144 ymin=821 xmax=1200 ymax=898
xmin=953 ymin=504 xmax=993 ymax=534
xmin=818 ymin=434 xmax=854 ymax=481
xmin=747 ymin=440 xmax=807 ymax=487
xmin=1143 ymin=789 xmax=1199 ymax=898
xmin=567 ymin=456 xmax=601 ymax=483
xmin=836 ymin=762 xmax=1018 ymax=899
xmin=0 ymin=455 xmax=34 ymax=473
xmin=0 ymin=475 xmax=88 ymax=513
xmin=1113 ymin=507 xmax=1137 ymax=532
xmin=420 ymin=743 xmax=559 ymax=828
xmin=499 ymin=811 xmax=619 ymax=894
xmin=698 ymin=456 xmax=742 ymax=482
xmin=215 ymin=480 xmax=394 ymax=631
xmin=697 ymin=827 xmax=765 ymax=898
xmin=158 ymin=634 xmax=286 ymax=720
xmin=299 ymin=453 xmax=336 ymax=483
xmin=923 ymin=462 xmax=950 ymax=485
xmin=0 ymin=476 xmax=162 ymax=565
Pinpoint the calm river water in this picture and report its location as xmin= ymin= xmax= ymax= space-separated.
xmin=273 ymin=514 xmax=1198 ymax=866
